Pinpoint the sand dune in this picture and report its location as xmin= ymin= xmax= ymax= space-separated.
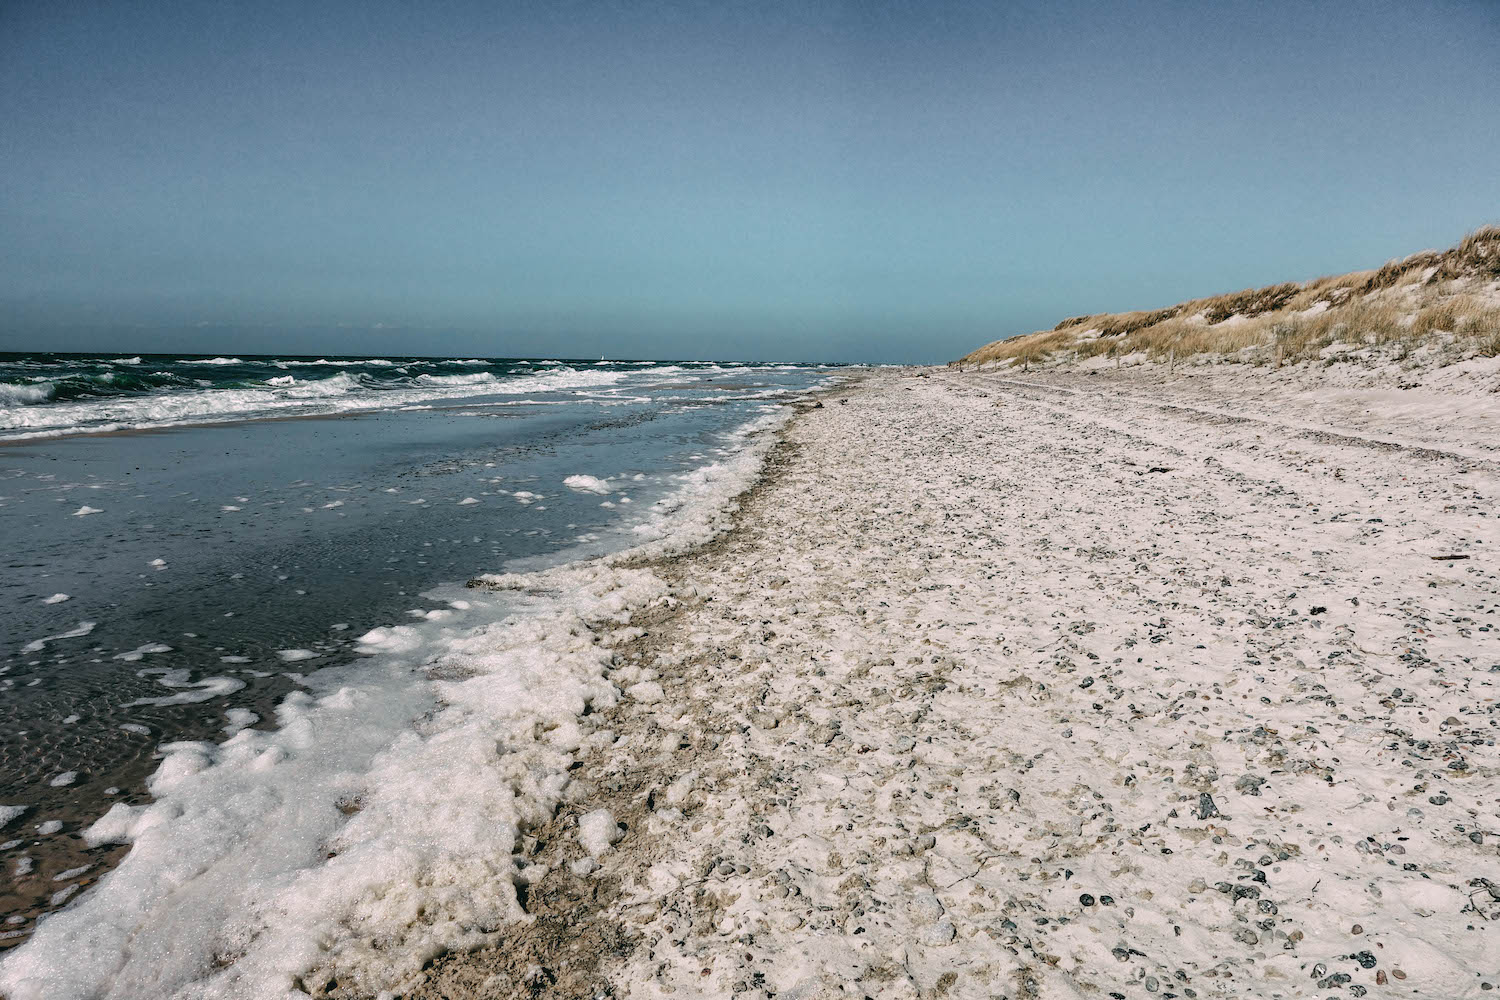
xmin=959 ymin=227 xmax=1500 ymax=372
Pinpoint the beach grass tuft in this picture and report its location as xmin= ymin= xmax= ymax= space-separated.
xmin=959 ymin=225 xmax=1500 ymax=369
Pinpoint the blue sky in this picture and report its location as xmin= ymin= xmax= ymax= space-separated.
xmin=2 ymin=0 xmax=1497 ymax=363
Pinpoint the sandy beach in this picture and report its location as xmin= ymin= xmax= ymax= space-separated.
xmin=406 ymin=361 xmax=1498 ymax=999
xmin=4 ymin=359 xmax=1495 ymax=1000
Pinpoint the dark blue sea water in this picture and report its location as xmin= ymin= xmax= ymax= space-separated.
xmin=0 ymin=352 xmax=807 ymax=440
xmin=0 ymin=353 xmax=842 ymax=942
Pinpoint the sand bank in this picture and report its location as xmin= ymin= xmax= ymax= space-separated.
xmin=400 ymin=364 xmax=1498 ymax=999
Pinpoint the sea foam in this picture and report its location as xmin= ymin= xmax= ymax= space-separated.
xmin=0 ymin=404 xmax=791 ymax=1000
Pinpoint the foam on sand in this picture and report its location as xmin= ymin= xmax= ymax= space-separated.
xmin=0 ymin=405 xmax=792 ymax=1000
xmin=577 ymin=808 xmax=623 ymax=857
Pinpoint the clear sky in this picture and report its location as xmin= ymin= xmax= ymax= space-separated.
xmin=2 ymin=0 xmax=1497 ymax=363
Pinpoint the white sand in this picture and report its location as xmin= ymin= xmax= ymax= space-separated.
xmin=419 ymin=365 xmax=1496 ymax=999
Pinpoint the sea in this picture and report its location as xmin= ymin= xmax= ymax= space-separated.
xmin=0 ymin=352 xmax=844 ymax=982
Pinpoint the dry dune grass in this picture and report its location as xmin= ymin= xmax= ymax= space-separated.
xmin=961 ymin=226 xmax=1500 ymax=368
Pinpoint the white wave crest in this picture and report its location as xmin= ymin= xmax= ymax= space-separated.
xmin=0 ymin=382 xmax=55 ymax=406
xmin=0 ymin=367 xmax=629 ymax=440
xmin=271 ymin=359 xmax=398 ymax=368
xmin=412 ymin=371 xmax=498 ymax=386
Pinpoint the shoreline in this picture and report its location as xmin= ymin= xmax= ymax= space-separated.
xmin=0 ymin=377 xmax=838 ymax=995
xmin=401 ymin=392 xmax=835 ymax=998
xmin=406 ymin=365 xmax=1495 ymax=998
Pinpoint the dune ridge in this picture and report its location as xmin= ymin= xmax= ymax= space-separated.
xmin=960 ymin=227 xmax=1500 ymax=370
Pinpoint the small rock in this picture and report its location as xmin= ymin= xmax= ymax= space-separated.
xmin=921 ymin=918 xmax=957 ymax=946
xmin=663 ymin=772 xmax=697 ymax=807
xmin=1234 ymin=774 xmax=1266 ymax=796
xmin=908 ymin=893 xmax=945 ymax=924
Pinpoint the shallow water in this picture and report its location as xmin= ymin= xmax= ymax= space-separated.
xmin=0 ymin=356 xmax=839 ymax=944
